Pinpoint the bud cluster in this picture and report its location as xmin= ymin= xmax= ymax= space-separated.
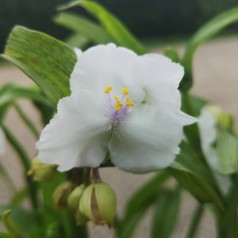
xmin=53 ymin=170 xmax=117 ymax=227
xmin=28 ymin=159 xmax=117 ymax=227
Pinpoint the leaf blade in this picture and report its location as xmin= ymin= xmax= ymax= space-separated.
xmin=2 ymin=26 xmax=77 ymax=106
xmin=60 ymin=0 xmax=147 ymax=54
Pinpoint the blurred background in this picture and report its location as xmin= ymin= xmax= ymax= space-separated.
xmin=0 ymin=0 xmax=238 ymax=52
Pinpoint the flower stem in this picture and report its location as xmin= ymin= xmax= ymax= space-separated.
xmin=185 ymin=203 xmax=204 ymax=238
xmin=92 ymin=168 xmax=101 ymax=182
xmin=83 ymin=168 xmax=91 ymax=186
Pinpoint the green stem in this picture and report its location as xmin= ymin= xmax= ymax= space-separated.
xmin=14 ymin=103 xmax=39 ymax=138
xmin=185 ymin=204 xmax=204 ymax=238
xmin=2 ymin=124 xmax=39 ymax=210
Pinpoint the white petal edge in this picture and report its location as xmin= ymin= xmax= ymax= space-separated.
xmin=109 ymin=105 xmax=183 ymax=173
xmin=36 ymin=90 xmax=109 ymax=171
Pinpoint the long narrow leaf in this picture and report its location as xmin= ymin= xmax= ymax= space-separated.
xmin=125 ymin=171 xmax=169 ymax=216
xmin=59 ymin=0 xmax=147 ymax=54
xmin=168 ymin=142 xmax=224 ymax=209
xmin=217 ymin=130 xmax=238 ymax=175
xmin=1 ymin=26 xmax=77 ymax=106
xmin=14 ymin=103 xmax=39 ymax=138
xmin=150 ymin=188 xmax=180 ymax=238
xmin=181 ymin=7 xmax=238 ymax=91
xmin=54 ymin=12 xmax=112 ymax=44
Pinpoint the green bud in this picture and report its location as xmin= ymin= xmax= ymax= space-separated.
xmin=75 ymin=208 xmax=89 ymax=225
xmin=27 ymin=157 xmax=57 ymax=182
xmin=53 ymin=182 xmax=74 ymax=209
xmin=205 ymin=105 xmax=234 ymax=131
xmin=67 ymin=185 xmax=89 ymax=225
xmin=79 ymin=182 xmax=117 ymax=227
xmin=67 ymin=185 xmax=85 ymax=211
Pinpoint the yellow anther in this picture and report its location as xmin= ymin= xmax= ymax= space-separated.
xmin=104 ymin=86 xmax=113 ymax=94
xmin=114 ymin=96 xmax=121 ymax=102
xmin=126 ymin=97 xmax=135 ymax=107
xmin=114 ymin=103 xmax=123 ymax=111
xmin=121 ymin=88 xmax=129 ymax=95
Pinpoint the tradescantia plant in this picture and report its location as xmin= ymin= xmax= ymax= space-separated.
xmin=1 ymin=1 xmax=238 ymax=237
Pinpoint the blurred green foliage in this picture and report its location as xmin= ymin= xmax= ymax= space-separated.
xmin=0 ymin=0 xmax=238 ymax=52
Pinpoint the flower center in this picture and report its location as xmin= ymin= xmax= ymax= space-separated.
xmin=104 ymin=85 xmax=135 ymax=127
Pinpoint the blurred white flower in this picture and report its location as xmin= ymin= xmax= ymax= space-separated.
xmin=37 ymin=44 xmax=196 ymax=173
xmin=0 ymin=127 xmax=5 ymax=156
xmin=198 ymin=106 xmax=231 ymax=192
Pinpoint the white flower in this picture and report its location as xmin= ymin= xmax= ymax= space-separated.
xmin=0 ymin=127 xmax=5 ymax=156
xmin=36 ymin=44 xmax=196 ymax=173
xmin=198 ymin=106 xmax=231 ymax=192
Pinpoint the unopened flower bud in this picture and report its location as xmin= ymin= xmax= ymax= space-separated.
xmin=67 ymin=185 xmax=89 ymax=225
xmin=79 ymin=182 xmax=117 ymax=227
xmin=205 ymin=105 xmax=234 ymax=131
xmin=53 ymin=182 xmax=74 ymax=209
xmin=67 ymin=185 xmax=85 ymax=211
xmin=28 ymin=157 xmax=57 ymax=182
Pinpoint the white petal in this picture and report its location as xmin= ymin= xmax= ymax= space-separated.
xmin=137 ymin=54 xmax=184 ymax=110
xmin=74 ymin=48 xmax=83 ymax=59
xmin=70 ymin=44 xmax=145 ymax=104
xmin=198 ymin=109 xmax=218 ymax=170
xmin=37 ymin=90 xmax=109 ymax=171
xmin=0 ymin=127 xmax=5 ymax=155
xmin=178 ymin=111 xmax=198 ymax=126
xmin=109 ymin=105 xmax=183 ymax=173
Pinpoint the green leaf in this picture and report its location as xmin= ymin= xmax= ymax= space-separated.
xmin=0 ymin=232 xmax=13 ymax=238
xmin=1 ymin=26 xmax=77 ymax=106
xmin=0 ymin=162 xmax=16 ymax=192
xmin=163 ymin=47 xmax=180 ymax=63
xmin=2 ymin=210 xmax=30 ymax=238
xmin=125 ymin=171 xmax=169 ymax=217
xmin=65 ymin=33 xmax=89 ymax=48
xmin=60 ymin=0 xmax=147 ymax=54
xmin=168 ymin=142 xmax=223 ymax=209
xmin=181 ymin=7 xmax=238 ymax=91
xmin=117 ymin=206 xmax=148 ymax=238
xmin=14 ymin=103 xmax=39 ymax=138
xmin=11 ymin=188 xmax=28 ymax=205
xmin=54 ymin=12 xmax=112 ymax=44
xmin=217 ymin=130 xmax=238 ymax=175
xmin=150 ymin=188 xmax=180 ymax=238
xmin=0 ymin=83 xmax=52 ymax=120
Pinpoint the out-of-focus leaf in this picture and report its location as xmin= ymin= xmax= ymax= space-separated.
xmin=117 ymin=206 xmax=148 ymax=238
xmin=181 ymin=7 xmax=238 ymax=91
xmin=0 ymin=84 xmax=52 ymax=120
xmin=14 ymin=103 xmax=39 ymax=138
xmin=217 ymin=130 xmax=238 ymax=175
xmin=163 ymin=47 xmax=180 ymax=63
xmin=54 ymin=12 xmax=112 ymax=44
xmin=11 ymin=188 xmax=28 ymax=205
xmin=125 ymin=172 xmax=169 ymax=217
xmin=181 ymin=94 xmax=207 ymax=117
xmin=59 ymin=0 xmax=147 ymax=54
xmin=117 ymin=172 xmax=169 ymax=238
xmin=0 ymin=232 xmax=13 ymax=238
xmin=65 ymin=33 xmax=89 ymax=48
xmin=168 ymin=142 xmax=224 ymax=209
xmin=2 ymin=209 xmax=31 ymax=238
xmin=0 ymin=162 xmax=16 ymax=191
xmin=1 ymin=26 xmax=77 ymax=106
xmin=150 ymin=188 xmax=180 ymax=238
